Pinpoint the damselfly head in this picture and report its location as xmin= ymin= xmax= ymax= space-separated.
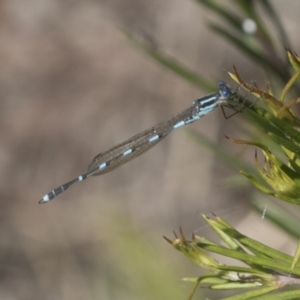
xmin=217 ymin=81 xmax=234 ymax=100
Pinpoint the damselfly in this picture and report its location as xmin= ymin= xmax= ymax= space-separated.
xmin=39 ymin=81 xmax=240 ymax=204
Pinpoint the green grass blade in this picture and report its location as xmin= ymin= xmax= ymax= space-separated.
xmin=260 ymin=0 xmax=291 ymax=48
xmin=124 ymin=32 xmax=214 ymax=90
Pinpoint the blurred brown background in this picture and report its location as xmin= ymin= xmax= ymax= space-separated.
xmin=1 ymin=1 xmax=299 ymax=299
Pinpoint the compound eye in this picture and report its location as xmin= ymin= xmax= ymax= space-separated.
xmin=218 ymin=81 xmax=226 ymax=89
xmin=218 ymin=81 xmax=232 ymax=99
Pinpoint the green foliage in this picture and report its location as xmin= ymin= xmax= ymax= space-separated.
xmin=165 ymin=217 xmax=300 ymax=300
xmin=228 ymin=60 xmax=300 ymax=205
xmin=196 ymin=0 xmax=292 ymax=84
xmin=124 ymin=0 xmax=300 ymax=299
